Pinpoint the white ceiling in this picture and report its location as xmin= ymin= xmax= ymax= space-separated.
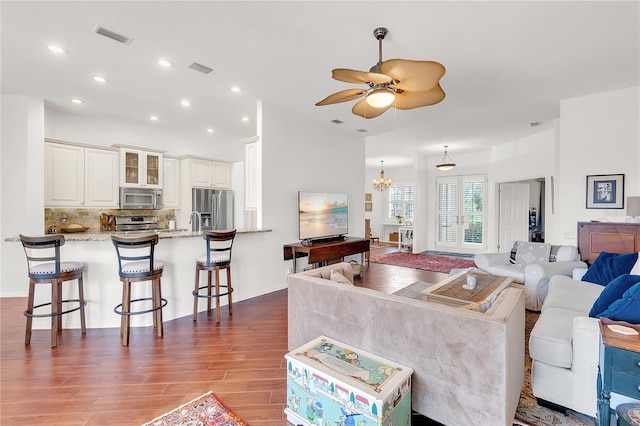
xmin=2 ymin=1 xmax=638 ymax=167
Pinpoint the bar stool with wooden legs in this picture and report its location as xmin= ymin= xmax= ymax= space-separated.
xmin=111 ymin=234 xmax=167 ymax=346
xmin=193 ymin=230 xmax=236 ymax=323
xmin=19 ymin=234 xmax=86 ymax=348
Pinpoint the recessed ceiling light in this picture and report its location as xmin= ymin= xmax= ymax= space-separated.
xmin=71 ymin=98 xmax=83 ymax=104
xmin=92 ymin=75 xmax=108 ymax=83
xmin=230 ymin=86 xmax=241 ymax=93
xmin=158 ymin=59 xmax=174 ymax=68
xmin=47 ymin=44 xmax=68 ymax=55
xmin=206 ymin=128 xmax=214 ymax=133
xmin=181 ymin=100 xmax=192 ymax=107
xmin=241 ymin=116 xmax=250 ymax=122
xmin=149 ymin=115 xmax=158 ymax=121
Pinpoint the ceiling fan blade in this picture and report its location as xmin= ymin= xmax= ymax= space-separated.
xmin=315 ymin=88 xmax=367 ymax=106
xmin=332 ymin=68 xmax=391 ymax=85
xmin=380 ymin=59 xmax=446 ymax=92
xmin=394 ymin=84 xmax=446 ymax=109
xmin=352 ymin=98 xmax=392 ymax=119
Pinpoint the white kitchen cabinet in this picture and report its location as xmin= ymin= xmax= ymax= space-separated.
xmin=163 ymin=157 xmax=180 ymax=208
xmin=45 ymin=141 xmax=119 ymax=208
xmin=45 ymin=143 xmax=85 ymax=206
xmin=84 ymin=148 xmax=119 ymax=207
xmin=187 ymin=157 xmax=231 ymax=189
xmin=119 ymin=148 xmax=163 ymax=188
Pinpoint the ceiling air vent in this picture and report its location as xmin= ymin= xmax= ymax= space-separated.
xmin=93 ymin=25 xmax=134 ymax=45
xmin=356 ymin=129 xmax=368 ymax=133
xmin=330 ymin=119 xmax=344 ymax=124
xmin=189 ymin=63 xmax=213 ymax=74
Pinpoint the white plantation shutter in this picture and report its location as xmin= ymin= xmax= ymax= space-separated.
xmin=463 ymin=178 xmax=484 ymax=244
xmin=388 ymin=185 xmax=414 ymax=220
xmin=437 ymin=178 xmax=458 ymax=245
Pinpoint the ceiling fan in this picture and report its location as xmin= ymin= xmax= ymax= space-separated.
xmin=315 ymin=27 xmax=446 ymax=119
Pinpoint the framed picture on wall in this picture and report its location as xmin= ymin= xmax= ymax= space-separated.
xmin=586 ymin=174 xmax=624 ymax=209
xmin=365 ymin=193 xmax=372 ymax=202
xmin=365 ymin=202 xmax=373 ymax=212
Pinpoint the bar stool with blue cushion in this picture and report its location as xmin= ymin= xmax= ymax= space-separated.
xmin=111 ymin=234 xmax=167 ymax=346
xmin=193 ymin=230 xmax=236 ymax=324
xmin=19 ymin=234 xmax=86 ymax=348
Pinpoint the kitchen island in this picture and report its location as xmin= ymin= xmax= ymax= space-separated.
xmin=5 ymin=228 xmax=275 ymax=331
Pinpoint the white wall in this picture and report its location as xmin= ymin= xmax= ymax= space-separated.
xmin=261 ymin=101 xmax=366 ymax=273
xmin=1 ymin=96 xmax=46 ymax=295
xmin=556 ymin=86 xmax=640 ymax=243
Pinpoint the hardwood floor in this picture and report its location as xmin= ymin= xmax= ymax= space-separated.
xmin=0 ymin=244 xmax=447 ymax=425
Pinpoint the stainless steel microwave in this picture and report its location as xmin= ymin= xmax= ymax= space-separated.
xmin=119 ymin=187 xmax=163 ymax=210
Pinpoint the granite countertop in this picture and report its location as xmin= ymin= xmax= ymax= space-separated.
xmin=5 ymin=228 xmax=272 ymax=242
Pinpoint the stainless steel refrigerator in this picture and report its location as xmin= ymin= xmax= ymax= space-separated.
xmin=191 ymin=188 xmax=234 ymax=231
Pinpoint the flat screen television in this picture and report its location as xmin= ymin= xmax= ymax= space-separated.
xmin=298 ymin=191 xmax=348 ymax=242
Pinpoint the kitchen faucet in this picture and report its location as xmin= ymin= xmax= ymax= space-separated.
xmin=189 ymin=211 xmax=202 ymax=232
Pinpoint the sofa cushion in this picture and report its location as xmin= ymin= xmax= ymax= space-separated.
xmin=482 ymin=264 xmax=525 ymax=283
xmin=596 ymin=282 xmax=640 ymax=322
xmin=529 ymin=307 xmax=581 ymax=368
xmin=510 ymin=241 xmax=551 ymax=266
xmin=555 ymin=245 xmax=579 ymax=262
xmin=329 ymin=269 xmax=352 ymax=285
xmin=542 ymin=275 xmax=604 ymax=314
xmin=581 ymin=251 xmax=639 ymax=285
xmin=589 ymin=274 xmax=640 ymax=317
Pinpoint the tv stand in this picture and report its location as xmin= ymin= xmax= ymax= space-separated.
xmin=284 ymin=237 xmax=370 ymax=273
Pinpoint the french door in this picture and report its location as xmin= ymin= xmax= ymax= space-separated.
xmin=435 ymin=175 xmax=487 ymax=251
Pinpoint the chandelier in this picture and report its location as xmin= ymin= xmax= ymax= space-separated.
xmin=436 ymin=145 xmax=456 ymax=171
xmin=373 ymin=160 xmax=392 ymax=191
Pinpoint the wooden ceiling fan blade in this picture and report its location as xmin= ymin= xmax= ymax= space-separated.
xmin=380 ymin=59 xmax=446 ymax=92
xmin=394 ymin=85 xmax=446 ymax=109
xmin=332 ymin=68 xmax=391 ymax=85
xmin=315 ymin=88 xmax=366 ymax=106
xmin=352 ymin=98 xmax=392 ymax=119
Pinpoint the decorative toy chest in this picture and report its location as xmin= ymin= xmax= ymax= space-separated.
xmin=285 ymin=335 xmax=413 ymax=426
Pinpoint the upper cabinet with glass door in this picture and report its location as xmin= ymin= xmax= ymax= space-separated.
xmin=118 ymin=147 xmax=164 ymax=188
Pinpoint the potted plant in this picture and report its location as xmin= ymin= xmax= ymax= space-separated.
xmin=395 ymin=215 xmax=404 ymax=224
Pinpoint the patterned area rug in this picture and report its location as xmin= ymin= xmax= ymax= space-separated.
xmin=370 ymin=252 xmax=476 ymax=273
xmin=142 ymin=391 xmax=248 ymax=426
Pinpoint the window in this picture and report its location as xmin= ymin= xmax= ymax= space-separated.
xmin=388 ymin=184 xmax=414 ymax=220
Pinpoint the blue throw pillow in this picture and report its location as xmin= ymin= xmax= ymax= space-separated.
xmin=581 ymin=252 xmax=639 ymax=286
xmin=596 ymin=282 xmax=640 ymax=323
xmin=589 ymin=274 xmax=640 ymax=317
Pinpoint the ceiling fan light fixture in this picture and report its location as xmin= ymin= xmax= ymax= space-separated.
xmin=436 ymin=146 xmax=456 ymax=171
xmin=366 ymin=88 xmax=395 ymax=108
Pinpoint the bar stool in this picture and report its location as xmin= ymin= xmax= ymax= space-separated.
xmin=193 ymin=230 xmax=236 ymax=323
xmin=19 ymin=234 xmax=86 ymax=348
xmin=111 ymin=234 xmax=167 ymax=346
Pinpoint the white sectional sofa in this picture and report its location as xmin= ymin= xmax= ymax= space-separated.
xmin=474 ymin=244 xmax=587 ymax=311
xmin=528 ymin=270 xmax=604 ymax=416
xmin=288 ymin=262 xmax=526 ymax=425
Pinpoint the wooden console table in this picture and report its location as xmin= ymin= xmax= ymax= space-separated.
xmin=283 ymin=237 xmax=370 ymax=272
xmin=578 ymin=221 xmax=640 ymax=264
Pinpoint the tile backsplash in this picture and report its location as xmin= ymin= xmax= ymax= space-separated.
xmin=45 ymin=208 xmax=176 ymax=233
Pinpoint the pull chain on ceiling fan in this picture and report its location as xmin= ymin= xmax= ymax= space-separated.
xmin=316 ymin=27 xmax=446 ymax=119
